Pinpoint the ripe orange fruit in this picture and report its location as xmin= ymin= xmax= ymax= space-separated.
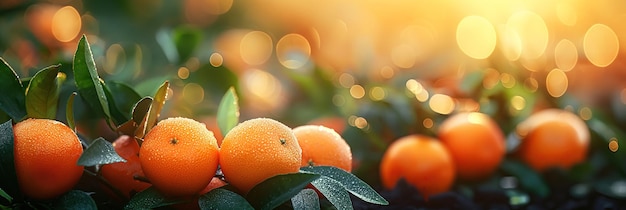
xmin=437 ymin=112 xmax=506 ymax=180
xmin=293 ymin=125 xmax=352 ymax=172
xmin=516 ymin=109 xmax=590 ymax=171
xmin=101 ymin=135 xmax=151 ymax=198
xmin=219 ymin=118 xmax=302 ymax=194
xmin=13 ymin=118 xmax=84 ymax=200
xmin=380 ymin=135 xmax=455 ymax=199
xmin=139 ymin=117 xmax=219 ymax=197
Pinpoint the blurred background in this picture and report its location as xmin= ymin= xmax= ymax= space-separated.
xmin=2 ymin=0 xmax=626 ymax=199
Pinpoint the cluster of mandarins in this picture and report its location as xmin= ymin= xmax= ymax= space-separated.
xmin=12 ymin=117 xmax=352 ymax=203
xmin=380 ymin=109 xmax=589 ymax=199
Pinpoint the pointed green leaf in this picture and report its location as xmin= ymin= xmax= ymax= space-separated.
xmin=107 ymin=82 xmax=141 ymax=120
xmin=102 ymin=81 xmax=130 ymax=126
xmin=199 ymin=188 xmax=254 ymax=210
xmin=124 ymin=187 xmax=181 ymax=210
xmin=136 ymin=81 xmax=168 ymax=139
xmin=73 ymin=35 xmax=111 ymax=121
xmin=500 ymin=160 xmax=549 ymax=198
xmin=0 ymin=58 xmax=26 ymax=121
xmin=310 ymin=176 xmax=352 ymax=210
xmin=66 ymin=93 xmax=77 ymax=131
xmin=301 ymin=166 xmax=388 ymax=205
xmin=25 ymin=64 xmax=62 ymax=119
xmin=217 ymin=87 xmax=239 ymax=136
xmin=77 ymin=137 xmax=126 ymax=166
xmin=247 ymin=172 xmax=320 ymax=210
xmin=291 ymin=189 xmax=320 ymax=210
xmin=0 ymin=188 xmax=11 ymax=203
xmin=53 ymin=190 xmax=97 ymax=210
xmin=0 ymin=120 xmax=18 ymax=200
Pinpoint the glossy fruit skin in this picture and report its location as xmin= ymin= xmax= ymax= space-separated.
xmin=101 ymin=135 xmax=151 ymax=198
xmin=380 ymin=135 xmax=455 ymax=199
xmin=438 ymin=112 xmax=506 ymax=180
xmin=516 ymin=109 xmax=590 ymax=171
xmin=139 ymin=117 xmax=219 ymax=197
xmin=293 ymin=125 xmax=352 ymax=172
xmin=219 ymin=118 xmax=302 ymax=194
xmin=13 ymin=118 xmax=84 ymax=200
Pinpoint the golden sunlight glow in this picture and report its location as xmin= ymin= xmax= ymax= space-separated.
xmin=276 ymin=33 xmax=311 ymax=69
xmin=354 ymin=117 xmax=368 ymax=129
xmin=104 ymin=44 xmax=125 ymax=75
xmin=609 ymin=138 xmax=619 ymax=152
xmin=423 ymin=118 xmax=434 ymax=129
xmin=546 ymin=68 xmax=568 ymax=98
xmin=391 ymin=44 xmax=417 ymax=68
xmin=241 ymin=69 xmax=285 ymax=113
xmin=456 ymin=16 xmax=496 ymax=59
xmin=182 ymin=83 xmax=205 ymax=104
xmin=499 ymin=26 xmax=522 ymax=61
xmin=243 ymin=69 xmax=282 ymax=99
xmin=51 ymin=6 xmax=81 ymax=42
xmin=507 ymin=11 xmax=549 ymax=60
xmin=554 ymin=39 xmax=578 ymax=72
xmin=177 ymin=67 xmax=190 ymax=79
xmin=429 ymin=94 xmax=455 ymax=115
xmin=339 ymin=73 xmax=355 ymax=88
xmin=240 ymin=31 xmax=273 ymax=65
xmin=511 ymin=96 xmax=526 ymax=111
xmin=500 ymin=73 xmax=516 ymax=88
xmin=406 ymin=79 xmax=429 ymax=102
xmin=370 ymin=86 xmax=385 ymax=101
xmin=524 ymin=77 xmax=539 ymax=92
xmin=380 ymin=66 xmax=395 ymax=79
xmin=556 ymin=0 xmax=577 ymax=26
xmin=579 ymin=107 xmax=592 ymax=121
xmin=583 ymin=24 xmax=619 ymax=67
xmin=209 ymin=52 xmax=224 ymax=67
xmin=350 ymin=85 xmax=366 ymax=99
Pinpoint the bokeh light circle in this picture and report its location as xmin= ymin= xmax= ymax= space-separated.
xmin=583 ymin=24 xmax=619 ymax=68
xmin=456 ymin=16 xmax=497 ymax=59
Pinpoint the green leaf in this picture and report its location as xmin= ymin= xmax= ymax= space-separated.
xmin=300 ymin=166 xmax=388 ymax=205
xmin=217 ymin=87 xmax=239 ymax=136
xmin=77 ymin=137 xmax=126 ymax=166
xmin=246 ymin=172 xmax=321 ymax=210
xmin=199 ymin=188 xmax=254 ymax=210
xmin=173 ymin=26 xmax=203 ymax=64
xmin=0 ymin=58 xmax=26 ymax=121
xmin=53 ymin=190 xmax=97 ymax=210
xmin=73 ymin=35 xmax=111 ymax=122
xmin=124 ymin=187 xmax=181 ymax=210
xmin=102 ymin=81 xmax=130 ymax=126
xmin=107 ymin=82 xmax=141 ymax=120
xmin=291 ymin=189 xmax=320 ymax=210
xmin=0 ymin=120 xmax=18 ymax=200
xmin=66 ymin=92 xmax=77 ymax=131
xmin=136 ymin=81 xmax=168 ymax=139
xmin=500 ymin=160 xmax=549 ymax=198
xmin=25 ymin=64 xmax=62 ymax=119
xmin=310 ymin=176 xmax=352 ymax=210
xmin=0 ymin=188 xmax=11 ymax=203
